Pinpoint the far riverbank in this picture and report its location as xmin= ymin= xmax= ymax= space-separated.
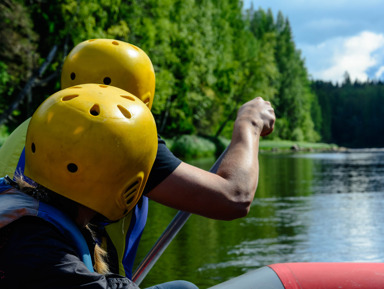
xmin=163 ymin=135 xmax=342 ymax=160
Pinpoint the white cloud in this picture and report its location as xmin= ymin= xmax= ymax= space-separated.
xmin=243 ymin=1 xmax=384 ymax=83
xmin=301 ymin=31 xmax=384 ymax=83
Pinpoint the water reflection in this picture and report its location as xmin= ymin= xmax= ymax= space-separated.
xmin=292 ymin=152 xmax=384 ymax=194
xmin=136 ymin=152 xmax=384 ymax=289
xmin=215 ymin=193 xmax=384 ymax=267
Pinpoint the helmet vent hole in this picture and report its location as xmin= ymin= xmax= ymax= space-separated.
xmin=62 ymin=94 xmax=79 ymax=101
xmin=99 ymin=85 xmax=108 ymax=88
xmin=67 ymin=163 xmax=78 ymax=173
xmin=118 ymin=105 xmax=131 ymax=119
xmin=112 ymin=41 xmax=119 ymax=46
xmin=103 ymin=77 xmax=111 ymax=85
xmin=144 ymin=98 xmax=150 ymax=107
xmin=90 ymin=104 xmax=100 ymax=116
xmin=129 ymin=44 xmax=140 ymax=51
xmin=31 ymin=143 xmax=36 ymax=153
xmin=126 ymin=196 xmax=134 ymax=204
xmin=70 ymin=72 xmax=76 ymax=80
xmin=121 ymin=95 xmax=135 ymax=101
xmin=123 ymin=180 xmax=139 ymax=205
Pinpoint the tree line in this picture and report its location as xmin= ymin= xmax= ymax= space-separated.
xmin=312 ymin=75 xmax=384 ymax=148
xmin=1 ymin=0 xmax=382 ymax=148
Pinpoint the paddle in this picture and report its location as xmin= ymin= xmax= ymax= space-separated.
xmin=132 ymin=145 xmax=229 ymax=285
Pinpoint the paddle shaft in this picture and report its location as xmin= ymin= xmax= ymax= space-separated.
xmin=132 ymin=145 xmax=229 ymax=285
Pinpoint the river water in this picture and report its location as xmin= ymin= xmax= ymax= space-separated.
xmin=135 ymin=151 xmax=384 ymax=288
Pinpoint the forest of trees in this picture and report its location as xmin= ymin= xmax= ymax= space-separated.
xmin=313 ymin=76 xmax=384 ymax=148
xmin=1 ymin=0 xmax=384 ymax=148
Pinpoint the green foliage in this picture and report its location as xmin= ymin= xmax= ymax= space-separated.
xmin=1 ymin=0 xmax=323 ymax=146
xmin=249 ymin=8 xmax=319 ymax=142
xmin=171 ymin=134 xmax=216 ymax=159
xmin=0 ymin=0 xmax=40 ymax=129
xmin=0 ymin=62 xmax=12 ymax=100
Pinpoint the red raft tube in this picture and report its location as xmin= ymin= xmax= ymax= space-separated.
xmin=208 ymin=263 xmax=384 ymax=289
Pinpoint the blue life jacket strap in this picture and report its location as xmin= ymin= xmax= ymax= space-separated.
xmin=37 ymin=202 xmax=94 ymax=272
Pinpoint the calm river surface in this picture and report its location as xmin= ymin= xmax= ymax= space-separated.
xmin=135 ymin=151 xmax=384 ymax=288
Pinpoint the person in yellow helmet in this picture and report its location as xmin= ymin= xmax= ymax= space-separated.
xmin=0 ymin=84 xmax=157 ymax=288
xmin=0 ymin=40 xmax=166 ymax=279
xmin=0 ymin=39 xmax=276 ymax=287
xmin=0 ymin=84 xmax=199 ymax=289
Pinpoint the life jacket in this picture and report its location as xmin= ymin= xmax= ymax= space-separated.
xmin=0 ymin=178 xmax=94 ymax=272
xmin=0 ymin=122 xmax=148 ymax=278
xmin=105 ymin=196 xmax=148 ymax=278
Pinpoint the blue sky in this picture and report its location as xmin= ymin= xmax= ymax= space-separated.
xmin=243 ymin=0 xmax=384 ymax=83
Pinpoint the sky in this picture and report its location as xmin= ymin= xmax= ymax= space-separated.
xmin=243 ymin=0 xmax=384 ymax=83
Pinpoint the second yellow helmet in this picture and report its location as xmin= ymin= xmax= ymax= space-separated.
xmin=61 ymin=39 xmax=156 ymax=109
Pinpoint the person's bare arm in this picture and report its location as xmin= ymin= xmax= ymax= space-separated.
xmin=147 ymin=97 xmax=275 ymax=220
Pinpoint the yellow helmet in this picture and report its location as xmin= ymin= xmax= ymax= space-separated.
xmin=25 ymin=84 xmax=158 ymax=221
xmin=61 ymin=39 xmax=156 ymax=109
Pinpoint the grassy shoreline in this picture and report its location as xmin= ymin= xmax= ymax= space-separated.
xmin=164 ymin=135 xmax=339 ymax=159
xmin=259 ymin=139 xmax=338 ymax=152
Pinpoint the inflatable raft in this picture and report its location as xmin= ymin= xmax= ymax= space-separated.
xmin=208 ymin=263 xmax=384 ymax=289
